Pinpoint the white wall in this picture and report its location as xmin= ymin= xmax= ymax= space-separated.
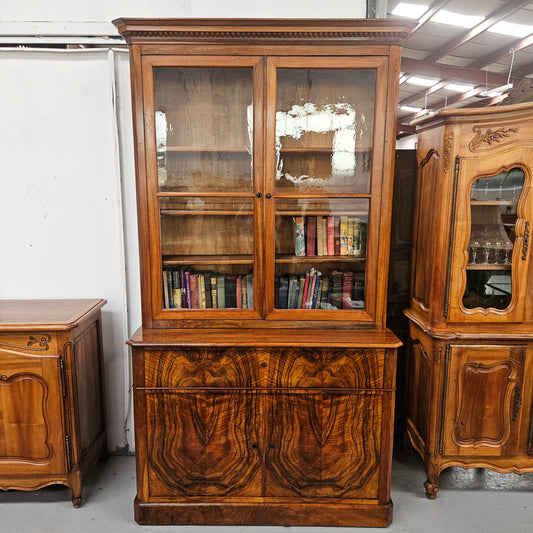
xmin=0 ymin=0 xmax=374 ymax=452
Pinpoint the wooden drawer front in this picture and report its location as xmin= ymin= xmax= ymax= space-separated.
xmin=266 ymin=347 xmax=385 ymax=390
xmin=0 ymin=333 xmax=58 ymax=355
xmin=144 ymin=347 xmax=260 ymax=389
xmin=143 ymin=347 xmax=385 ymax=390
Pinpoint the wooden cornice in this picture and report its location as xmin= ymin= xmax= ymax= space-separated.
xmin=113 ymin=18 xmax=415 ymax=46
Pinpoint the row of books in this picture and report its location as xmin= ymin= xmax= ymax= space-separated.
xmin=163 ymin=269 xmax=254 ymax=309
xmin=294 ymin=216 xmax=367 ymax=257
xmin=276 ymin=269 xmax=365 ymax=310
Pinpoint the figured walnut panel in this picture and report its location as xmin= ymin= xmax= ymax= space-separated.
xmin=265 ymin=392 xmax=382 ymax=498
xmin=270 ymin=347 xmax=384 ymax=389
xmin=406 ymin=339 xmax=431 ymax=442
xmin=144 ymin=347 xmax=260 ymax=388
xmin=145 ymin=391 xmax=262 ymax=497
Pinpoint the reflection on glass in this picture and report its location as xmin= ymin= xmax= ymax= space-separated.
xmin=463 ymin=167 xmax=524 ymax=310
xmin=153 ymin=67 xmax=253 ymax=193
xmin=275 ymin=198 xmax=368 ymax=310
xmin=275 ymin=69 xmax=375 ymax=193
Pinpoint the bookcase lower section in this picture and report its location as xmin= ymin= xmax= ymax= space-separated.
xmin=128 ymin=328 xmax=399 ymax=527
xmin=134 ymin=498 xmax=393 ymax=527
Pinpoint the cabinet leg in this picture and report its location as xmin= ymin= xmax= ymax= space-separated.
xmin=72 ymin=495 xmax=83 ymax=508
xmin=424 ymin=467 xmax=440 ymax=499
xmin=69 ymin=470 xmax=83 ymax=508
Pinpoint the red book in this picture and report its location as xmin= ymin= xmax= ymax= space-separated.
xmin=189 ymin=273 xmax=200 ymax=309
xmin=300 ymin=273 xmax=310 ymax=309
xmin=327 ymin=216 xmax=335 ymax=256
xmin=306 ymin=216 xmax=317 ymax=256
xmin=236 ymin=276 xmax=242 ymax=308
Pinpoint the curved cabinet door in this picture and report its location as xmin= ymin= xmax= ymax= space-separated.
xmin=447 ymin=146 xmax=533 ymax=324
xmin=0 ymin=346 xmax=66 ymax=477
xmin=441 ymin=345 xmax=527 ymax=458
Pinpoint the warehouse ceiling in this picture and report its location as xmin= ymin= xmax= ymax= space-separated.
xmin=388 ymin=0 xmax=533 ymax=135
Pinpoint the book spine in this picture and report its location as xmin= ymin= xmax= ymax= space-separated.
xmin=311 ymin=276 xmax=322 ymax=309
xmin=306 ymin=273 xmax=317 ymax=309
xmin=340 ymin=216 xmax=348 ymax=256
xmin=180 ymin=270 xmax=187 ymax=308
xmin=242 ymin=277 xmax=248 ymax=309
xmin=279 ymin=275 xmax=289 ymax=309
xmin=172 ymin=270 xmax=182 ymax=309
xmin=162 ymin=270 xmax=169 ymax=309
xmin=301 ymin=274 xmax=310 ymax=309
xmin=236 ymin=275 xmax=242 ymax=308
xmin=306 ymin=216 xmax=317 ymax=256
xmin=203 ymin=273 xmax=212 ymax=308
xmin=190 ymin=274 xmax=199 ymax=309
xmin=247 ymin=273 xmax=254 ymax=309
xmin=316 ymin=216 xmax=324 ymax=256
xmin=185 ymin=272 xmax=192 ymax=309
xmin=217 ymin=275 xmax=226 ymax=309
xmin=294 ymin=216 xmax=306 ymax=256
xmin=210 ymin=275 xmax=218 ymax=309
xmin=334 ymin=216 xmax=340 ymax=255
xmin=327 ymin=216 xmax=335 ymax=256
xmin=199 ymin=274 xmax=206 ymax=308
xmin=347 ymin=217 xmax=354 ymax=256
xmin=342 ymin=272 xmax=354 ymax=309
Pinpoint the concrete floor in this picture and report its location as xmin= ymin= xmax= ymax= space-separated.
xmin=1 ymin=453 xmax=533 ymax=532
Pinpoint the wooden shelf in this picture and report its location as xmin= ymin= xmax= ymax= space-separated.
xmin=165 ymin=146 xmax=251 ymax=153
xmin=276 ymin=211 xmax=368 ymax=217
xmin=466 ymin=264 xmax=511 ymax=271
xmin=163 ymin=255 xmax=253 ymax=266
xmin=276 ymin=255 xmax=366 ymax=264
xmin=161 ymin=210 xmax=253 ymax=216
xmin=278 ymin=147 xmax=371 ymax=154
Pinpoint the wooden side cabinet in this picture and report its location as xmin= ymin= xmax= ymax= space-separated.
xmin=0 ymin=299 xmax=107 ymax=507
xmin=405 ymin=102 xmax=533 ymax=498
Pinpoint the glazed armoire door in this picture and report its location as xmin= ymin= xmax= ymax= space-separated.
xmin=447 ymin=146 xmax=533 ymax=324
xmin=265 ymin=57 xmax=391 ymax=326
xmin=141 ymin=56 xmax=265 ymax=323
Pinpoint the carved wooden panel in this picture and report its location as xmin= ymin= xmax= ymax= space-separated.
xmin=412 ymin=149 xmax=440 ymax=309
xmin=145 ymin=391 xmax=262 ymax=497
xmin=0 ymin=347 xmax=65 ymax=474
xmin=443 ymin=345 xmax=526 ymax=457
xmin=265 ymin=392 xmax=382 ymax=499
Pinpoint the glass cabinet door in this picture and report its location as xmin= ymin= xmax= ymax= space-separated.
xmin=144 ymin=58 xmax=263 ymax=315
xmin=266 ymin=58 xmax=387 ymax=321
xmin=464 ymin=168 xmax=524 ymax=311
xmin=449 ymin=150 xmax=532 ymax=323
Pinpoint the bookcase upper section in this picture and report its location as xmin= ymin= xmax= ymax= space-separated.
xmin=115 ymin=18 xmax=413 ymax=329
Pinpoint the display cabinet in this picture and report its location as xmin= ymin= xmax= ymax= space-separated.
xmin=115 ymin=17 xmax=413 ymax=526
xmin=405 ymin=102 xmax=533 ymax=498
xmin=0 ymin=299 xmax=106 ymax=507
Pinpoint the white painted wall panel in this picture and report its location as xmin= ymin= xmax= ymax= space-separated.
xmin=0 ymin=49 xmax=136 ymax=451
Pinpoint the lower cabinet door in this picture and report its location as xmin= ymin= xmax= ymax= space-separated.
xmin=442 ymin=345 xmax=527 ymax=457
xmin=0 ymin=349 xmax=66 ymax=476
xmin=145 ymin=390 xmax=262 ymax=497
xmin=265 ymin=392 xmax=383 ymax=499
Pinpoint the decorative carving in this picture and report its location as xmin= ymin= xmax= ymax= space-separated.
xmin=0 ymin=334 xmax=51 ymax=352
xmin=522 ymin=220 xmax=530 ymax=260
xmin=469 ymin=126 xmax=518 ymax=152
xmin=442 ymin=132 xmax=454 ymax=174
xmin=27 ymin=334 xmax=52 ymax=350
xmin=121 ymin=29 xmax=412 ymax=44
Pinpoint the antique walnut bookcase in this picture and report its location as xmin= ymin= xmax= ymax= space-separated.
xmin=405 ymin=102 xmax=533 ymax=498
xmin=115 ymin=18 xmax=413 ymax=526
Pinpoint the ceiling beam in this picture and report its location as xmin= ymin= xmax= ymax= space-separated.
xmin=468 ymin=33 xmax=533 ymax=70
xmin=411 ymin=0 xmax=452 ymax=33
xmin=399 ymin=85 xmax=488 ymax=125
xmin=399 ymin=79 xmax=449 ymax=107
xmin=424 ymin=0 xmax=532 ymax=63
xmin=401 ymin=57 xmax=515 ymax=86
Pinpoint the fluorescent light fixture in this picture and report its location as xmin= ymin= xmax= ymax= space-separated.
xmin=400 ymin=105 xmax=423 ymax=112
xmin=431 ymin=10 xmax=484 ymax=29
xmin=406 ymin=75 xmax=440 ymax=87
xmin=488 ymin=21 xmax=533 ymax=38
xmin=445 ymin=83 xmax=475 ymax=93
xmin=391 ymin=2 xmax=429 ymax=19
xmin=479 ymin=83 xmax=514 ymax=98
